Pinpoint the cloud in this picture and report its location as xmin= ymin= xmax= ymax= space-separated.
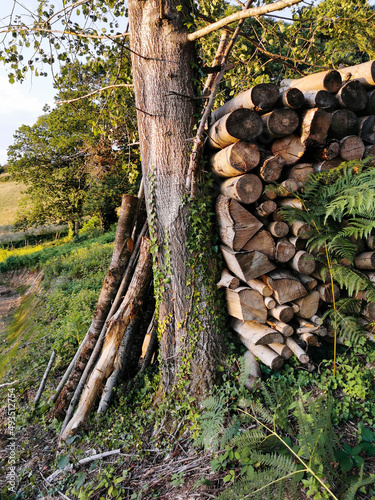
xmin=0 ymin=75 xmax=45 ymax=117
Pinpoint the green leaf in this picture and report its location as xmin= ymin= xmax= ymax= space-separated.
xmin=57 ymin=454 xmax=70 ymax=469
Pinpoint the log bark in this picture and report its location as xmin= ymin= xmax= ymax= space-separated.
xmin=289 ymin=236 xmax=306 ymax=251
xmin=339 ymin=135 xmax=365 ymax=161
xmin=281 ymin=69 xmax=342 ymax=93
xmin=336 ymin=80 xmax=368 ymax=112
xmin=268 ymin=304 xmax=294 ymax=323
xmin=259 ymin=155 xmax=285 ymax=182
xmin=299 ymin=332 xmax=319 ymax=346
xmin=354 ymin=251 xmax=375 ymax=270
xmin=314 ymin=158 xmax=343 ymax=172
xmin=290 ymin=250 xmax=316 ymax=274
xmin=241 ymin=341 xmax=284 ymax=369
xmin=267 ymin=221 xmax=289 ymax=238
xmin=255 ymin=200 xmax=277 ymax=218
xmin=208 ymin=109 xmax=263 ymax=149
xmin=275 ymin=238 xmax=296 ymax=263
xmin=266 ymin=319 xmax=293 ymax=337
xmin=216 ymin=195 xmax=263 ymax=250
xmin=210 ymin=141 xmax=260 ymax=177
xmin=226 ymin=287 xmax=267 ymax=322
xmin=263 ymin=270 xmax=307 ymax=304
xmin=358 ymin=115 xmax=375 ymax=144
xmin=220 ymin=245 xmax=276 ymax=282
xmin=35 ymin=350 xmax=56 ymax=408
xmin=217 ymin=269 xmax=241 ymax=290
xmin=271 ymin=135 xmax=305 ymax=165
xmin=338 ymin=61 xmax=375 ymax=87
xmin=269 ymin=342 xmax=294 ymax=358
xmin=294 ymin=290 xmax=320 ymax=319
xmin=264 ymin=296 xmax=276 ymax=309
xmin=260 ymin=108 xmax=299 ymax=141
xmin=242 ymin=230 xmax=276 ymax=260
xmin=278 ymin=197 xmax=304 ymax=210
xmin=300 ymin=108 xmax=332 ymax=146
xmin=60 ymin=237 xmax=153 ymax=440
xmin=211 ymin=83 xmax=280 ymax=122
xmin=243 ymin=350 xmax=262 ymax=391
xmin=329 ymin=109 xmax=358 ymax=139
xmin=318 ymin=283 xmax=340 ymax=303
xmin=285 ymin=338 xmax=309 ymax=364
xmin=302 ymin=90 xmax=337 ymax=110
xmin=313 ymin=140 xmax=340 ymax=161
xmin=279 ymin=87 xmax=305 ymax=109
xmin=220 ymin=173 xmax=263 ymax=204
xmin=248 ymin=278 xmax=273 ymax=296
xmin=232 ymin=319 xmax=283 ymax=345
xmin=286 ymin=163 xmax=314 ymax=190
xmin=52 ymin=194 xmax=138 ymax=419
xmin=290 ymin=221 xmax=313 ymax=239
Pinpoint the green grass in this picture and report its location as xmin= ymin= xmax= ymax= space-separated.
xmin=0 ymin=175 xmax=25 ymax=228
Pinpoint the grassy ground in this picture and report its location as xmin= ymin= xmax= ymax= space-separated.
xmin=0 ymin=174 xmax=25 ymax=230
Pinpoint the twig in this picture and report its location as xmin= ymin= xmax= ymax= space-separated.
xmin=0 ymin=380 xmax=18 ymax=389
xmin=34 ymin=350 xmax=56 ymax=407
xmin=56 ymin=83 xmax=134 ymax=105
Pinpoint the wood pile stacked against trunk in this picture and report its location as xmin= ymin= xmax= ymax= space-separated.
xmin=211 ymin=61 xmax=375 ymax=389
xmin=50 ymin=185 xmax=158 ymax=440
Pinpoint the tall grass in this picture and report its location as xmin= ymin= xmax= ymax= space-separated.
xmin=0 ymin=176 xmax=26 ymax=227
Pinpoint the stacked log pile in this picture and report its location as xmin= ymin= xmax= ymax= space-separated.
xmin=211 ymin=61 xmax=375 ymax=388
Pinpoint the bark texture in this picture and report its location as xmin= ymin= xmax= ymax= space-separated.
xmin=128 ymin=0 xmax=223 ymax=397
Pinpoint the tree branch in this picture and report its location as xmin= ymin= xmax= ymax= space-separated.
xmin=187 ymin=0 xmax=302 ymax=41
xmin=56 ymin=83 xmax=133 ymax=104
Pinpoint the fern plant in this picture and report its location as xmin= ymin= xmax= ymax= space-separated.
xmin=217 ymin=383 xmax=375 ymax=500
xmin=280 ymin=159 xmax=375 ymax=350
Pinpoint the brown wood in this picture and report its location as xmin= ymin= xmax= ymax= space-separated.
xmin=354 ymin=251 xmax=375 ymax=270
xmin=267 ymin=221 xmax=289 ymax=238
xmin=241 ymin=341 xmax=284 ymax=370
xmin=314 ymin=158 xmax=343 ymax=172
xmin=285 ymin=338 xmax=309 ymax=364
xmin=248 ymin=278 xmax=273 ymax=297
xmin=267 ymin=319 xmax=294 ymax=336
xmin=271 ymin=135 xmax=305 ymax=165
xmin=364 ymin=90 xmax=375 ymax=115
xmin=52 ymin=194 xmax=138 ymax=419
xmin=220 ymin=245 xmax=276 ymax=283
xmin=364 ymin=145 xmax=375 ymax=166
xmin=286 ymin=163 xmax=314 ymax=190
xmin=242 ymin=230 xmax=276 ymax=260
xmin=264 ymin=180 xmax=299 ymax=200
xmin=269 ymin=304 xmax=294 ymax=322
xmin=255 ymin=200 xmax=277 ymax=218
xmin=329 ymin=109 xmax=358 ymax=139
xmin=366 ymin=234 xmax=375 ymax=250
xmin=226 ymin=287 xmax=268 ymax=322
xmin=290 ymin=250 xmax=316 ymax=274
xmin=314 ymin=140 xmax=340 ymax=161
xmin=358 ymin=115 xmax=375 ymax=144
xmin=299 ymin=332 xmax=319 ymax=346
xmin=211 ymin=83 xmax=280 ymax=122
xmin=281 ymin=69 xmax=342 ymax=93
xmin=338 ymin=60 xmax=375 ymax=87
xmin=259 ymin=155 xmax=285 ymax=182
xmin=232 ymin=319 xmax=284 ymax=345
xmin=275 ymin=238 xmax=296 ymax=263
xmin=339 ymin=135 xmax=365 ymax=161
xmin=273 ymin=209 xmax=285 ymax=222
xmin=318 ymin=283 xmax=340 ymax=303
xmin=289 ymin=236 xmax=306 ymax=251
xmin=220 ymin=173 xmax=263 ymax=204
xmin=210 ymin=141 xmax=261 ymax=178
xmin=216 ymin=195 xmax=263 ymax=251
xmin=243 ymin=350 xmax=262 ymax=391
xmin=337 ymin=80 xmax=368 ymax=112
xmin=279 ymin=87 xmax=305 ymax=109
xmin=301 ymin=108 xmax=332 ymax=146
xmin=263 ymin=270 xmax=308 ymax=304
xmin=291 ymin=221 xmax=313 ymax=239
xmin=294 ymin=291 xmax=320 ymax=319
xmin=302 ymin=89 xmax=337 ymax=110
xmin=208 ymin=109 xmax=263 ymax=149
xmin=269 ymin=342 xmax=294 ymax=359
xmin=264 ymin=296 xmax=277 ymax=309
xmin=60 ymin=237 xmax=153 ymax=440
xmin=260 ymin=108 xmax=299 ymax=140
xmin=217 ymin=269 xmax=240 ymax=290
xmin=278 ymin=197 xmax=304 ymax=210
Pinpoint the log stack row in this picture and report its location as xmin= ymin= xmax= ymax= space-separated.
xmin=210 ymin=61 xmax=375 ymax=388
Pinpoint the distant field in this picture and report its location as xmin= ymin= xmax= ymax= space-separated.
xmin=0 ymin=174 xmax=25 ymax=229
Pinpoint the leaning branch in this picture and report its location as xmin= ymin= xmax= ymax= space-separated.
xmin=56 ymin=83 xmax=134 ymax=104
xmin=187 ymin=0 xmax=302 ymax=42
xmin=0 ymin=25 xmax=129 ymax=41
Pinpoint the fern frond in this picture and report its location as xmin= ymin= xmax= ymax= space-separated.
xmin=249 ymin=450 xmax=298 ymax=474
xmin=220 ymin=419 xmax=240 ymax=448
xmin=195 ymin=394 xmax=226 ymax=451
xmin=231 ymin=428 xmax=268 ymax=451
xmin=342 ymin=470 xmax=375 ymax=500
xmin=331 ymin=265 xmax=375 ymax=301
xmin=250 ymin=401 xmax=274 ymax=426
xmin=339 ymin=218 xmax=375 ymax=240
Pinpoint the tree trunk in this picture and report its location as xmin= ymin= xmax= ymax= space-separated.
xmin=128 ymin=0 xmax=223 ymax=397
